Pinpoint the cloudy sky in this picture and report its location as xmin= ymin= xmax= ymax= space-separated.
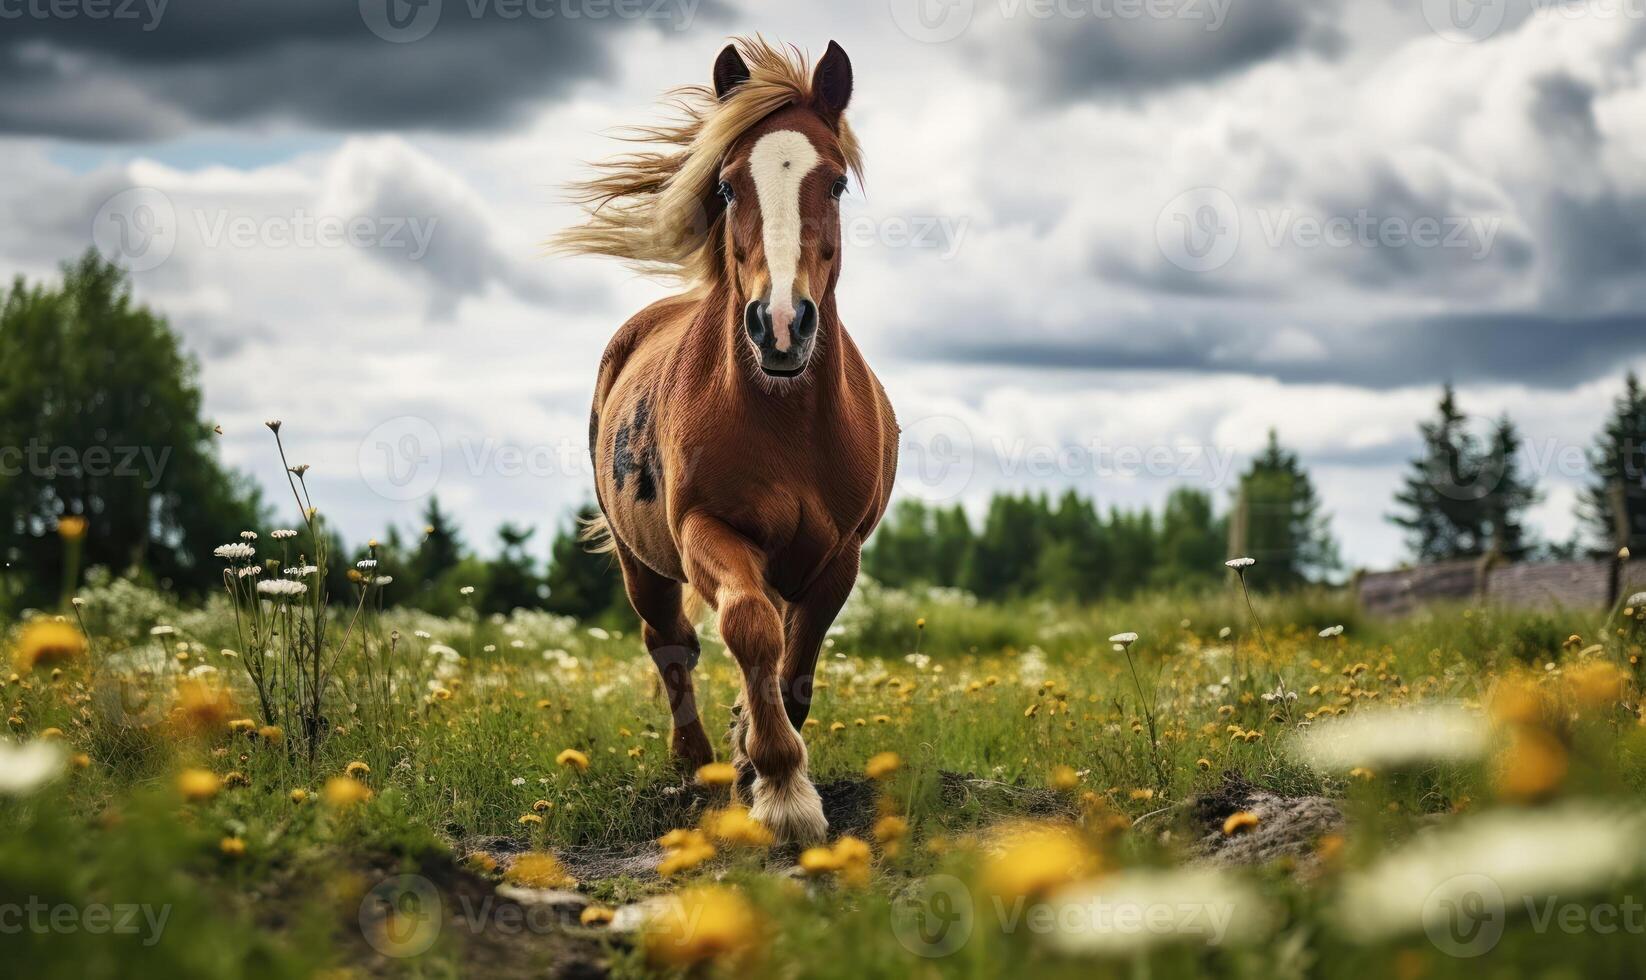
xmin=4 ymin=0 xmax=1645 ymax=569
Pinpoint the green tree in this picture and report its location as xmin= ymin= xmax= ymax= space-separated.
xmin=1154 ymin=487 xmax=1225 ymax=589
xmin=1034 ymin=490 xmax=1109 ymax=602
xmin=1104 ymin=506 xmax=1157 ymax=598
xmin=1480 ymin=414 xmax=1541 ymax=560
xmin=863 ymin=499 xmax=935 ymax=587
xmin=1580 ymin=372 xmax=1646 ymax=554
xmin=409 ymin=495 xmax=464 ymax=595
xmin=0 ymin=251 xmax=262 ymax=606
xmin=1233 ymin=430 xmax=1337 ymax=589
xmin=544 ymin=504 xmax=625 ymax=621
xmin=1389 ymin=386 xmax=1491 ymax=562
xmin=485 ymin=522 xmax=542 ymax=615
xmin=962 ymin=493 xmax=1049 ymax=600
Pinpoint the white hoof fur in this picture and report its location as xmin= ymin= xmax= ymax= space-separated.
xmin=749 ymin=768 xmax=827 ymax=844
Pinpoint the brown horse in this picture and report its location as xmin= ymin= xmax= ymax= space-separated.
xmin=555 ymin=38 xmax=898 ymax=842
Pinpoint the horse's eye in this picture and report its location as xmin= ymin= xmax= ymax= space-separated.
xmin=831 ymin=176 xmax=849 ymax=200
xmin=717 ymin=180 xmax=734 ymax=205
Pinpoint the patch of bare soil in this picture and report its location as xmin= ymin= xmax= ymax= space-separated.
xmin=1187 ymin=772 xmax=1344 ymax=874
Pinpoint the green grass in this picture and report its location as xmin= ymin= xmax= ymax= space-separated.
xmin=6 ymin=574 xmax=1646 ymax=978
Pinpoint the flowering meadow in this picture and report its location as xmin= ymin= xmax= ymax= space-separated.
xmin=7 ymin=539 xmax=1646 ymax=978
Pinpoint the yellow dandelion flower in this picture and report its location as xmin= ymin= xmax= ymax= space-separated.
xmin=228 ymin=719 xmax=256 ymax=733
xmin=519 ymin=813 xmax=544 ymax=826
xmin=1196 ymin=758 xmax=1212 ymax=771
xmin=981 ymin=822 xmax=1099 ymax=899
xmin=289 ymin=788 xmax=308 ymax=804
xmin=170 ymin=678 xmax=237 ymax=737
xmin=1048 ymin=765 xmax=1079 ymax=791
xmin=872 ymin=815 xmax=908 ymax=843
xmin=702 ymin=806 xmax=774 ymax=848
xmin=505 ymin=852 xmax=575 ymax=889
xmin=219 ymin=837 xmax=246 ymax=858
xmin=1567 ymin=661 xmax=1626 ymax=709
xmin=177 ymin=768 xmax=221 ymax=802
xmin=580 ymin=905 xmax=615 ymax=926
xmin=797 ymin=846 xmax=841 ymax=875
xmin=864 ymin=751 xmax=901 ymax=780
xmin=1494 ymin=729 xmax=1568 ymax=802
xmin=12 ymin=620 xmax=86 ymax=672
xmin=532 ymin=799 xmax=553 ymax=813
xmin=70 ymin=752 xmax=90 ymax=770
xmin=1348 ymin=767 xmax=1375 ymax=781
xmin=644 ymin=886 xmax=761 ymax=968
xmin=696 ymin=762 xmax=738 ymax=786
xmin=828 ymin=721 xmax=846 ymax=733
xmin=344 ymin=760 xmax=371 ymax=779
xmin=223 ymin=770 xmax=249 ymax=788
xmin=258 ymin=725 xmax=283 ymax=744
xmin=556 ymin=748 xmax=590 ymax=771
xmin=1222 ymin=811 xmax=1260 ymax=836
xmin=322 ymin=775 xmax=374 ymax=808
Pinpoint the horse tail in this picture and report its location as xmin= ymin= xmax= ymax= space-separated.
xmin=578 ymin=510 xmax=617 ymax=555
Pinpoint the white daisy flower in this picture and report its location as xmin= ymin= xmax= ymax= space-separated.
xmin=1225 ymin=557 xmax=1256 ymax=570
xmin=1108 ymin=632 xmax=1139 ymax=647
xmin=239 ymin=530 xmax=258 ymax=541
xmin=1318 ymin=625 xmax=1345 ymax=638
xmin=459 ymin=586 xmax=476 ymax=596
xmin=587 ymin=627 xmax=611 ymax=641
xmin=150 ymin=625 xmax=176 ymax=636
xmin=270 ymin=529 xmax=297 ymax=541
xmin=213 ymin=543 xmax=255 ymax=561
xmin=237 ymin=566 xmax=262 ymax=579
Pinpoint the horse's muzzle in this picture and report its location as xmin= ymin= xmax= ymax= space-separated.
xmin=744 ymin=299 xmax=817 ymax=378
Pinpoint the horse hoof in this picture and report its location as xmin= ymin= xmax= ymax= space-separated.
xmin=749 ymin=772 xmax=827 ymax=844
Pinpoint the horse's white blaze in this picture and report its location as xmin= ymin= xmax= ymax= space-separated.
xmin=749 ymin=130 xmax=820 ymax=353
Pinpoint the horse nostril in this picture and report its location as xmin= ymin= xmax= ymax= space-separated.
xmin=794 ymin=299 xmax=817 ymax=340
xmin=744 ymin=301 xmax=769 ymax=345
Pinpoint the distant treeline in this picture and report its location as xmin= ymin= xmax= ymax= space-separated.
xmin=6 ymin=254 xmax=1646 ymax=618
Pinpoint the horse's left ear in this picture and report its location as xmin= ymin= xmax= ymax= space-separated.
xmin=811 ymin=40 xmax=852 ymax=126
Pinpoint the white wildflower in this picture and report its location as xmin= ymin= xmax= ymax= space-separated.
xmin=587 ymin=627 xmax=610 ymax=641
xmin=1043 ymin=868 xmax=1272 ymax=955
xmin=270 ymin=529 xmax=297 ymax=541
xmin=1109 ymin=632 xmax=1139 ymax=647
xmin=1293 ymin=704 xmax=1488 ymax=770
xmin=237 ymin=565 xmax=262 ymax=578
xmin=510 ymin=777 xmax=526 ymax=787
xmin=1336 ymin=804 xmax=1646 ymax=942
xmin=285 ymin=565 xmax=318 ymax=578
xmin=239 ymin=530 xmax=258 ymax=541
xmin=1318 ymin=625 xmax=1345 ymax=638
xmin=257 ymin=579 xmax=308 ymax=600
xmin=0 ymin=740 xmax=67 ymax=795
xmin=460 ymin=586 xmax=476 ymax=596
xmin=374 ymin=575 xmax=393 ymax=586
xmin=150 ymin=625 xmax=176 ymax=637
xmin=213 ymin=543 xmax=255 ymax=561
xmin=1628 ymin=592 xmax=1646 ymax=609
xmin=1225 ymin=557 xmax=1255 ymax=570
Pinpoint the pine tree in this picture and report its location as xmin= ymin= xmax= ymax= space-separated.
xmin=485 ymin=522 xmax=542 ymax=614
xmin=543 ymin=504 xmax=625 ymax=621
xmin=1034 ymin=490 xmax=1108 ymax=602
xmin=962 ymin=493 xmax=1048 ymax=600
xmin=1580 ymin=372 xmax=1646 ymax=554
xmin=1389 ymin=386 xmax=1492 ymax=562
xmin=410 ymin=495 xmax=464 ymax=592
xmin=1480 ymin=414 xmax=1540 ymax=560
xmin=1233 ymin=429 xmax=1337 ymax=589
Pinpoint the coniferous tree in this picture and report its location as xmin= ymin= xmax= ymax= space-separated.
xmin=1480 ymin=414 xmax=1540 ymax=560
xmin=1034 ymin=490 xmax=1108 ymax=602
xmin=543 ymin=503 xmax=625 ymax=621
xmin=485 ymin=522 xmax=542 ymax=614
xmin=1390 ymin=386 xmax=1492 ymax=562
xmin=1580 ymin=372 xmax=1646 ymax=554
xmin=1155 ymin=487 xmax=1225 ymax=589
xmin=1234 ymin=430 xmax=1338 ymax=589
xmin=410 ymin=495 xmax=464 ymax=592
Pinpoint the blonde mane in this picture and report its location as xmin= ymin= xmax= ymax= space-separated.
xmin=551 ymin=37 xmax=863 ymax=286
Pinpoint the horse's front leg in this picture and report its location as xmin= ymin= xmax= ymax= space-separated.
xmin=779 ymin=546 xmax=860 ymax=730
xmin=681 ymin=513 xmax=826 ymax=843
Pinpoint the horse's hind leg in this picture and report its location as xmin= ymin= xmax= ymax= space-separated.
xmin=614 ymin=542 xmax=713 ymax=768
xmin=681 ymin=513 xmax=826 ymax=843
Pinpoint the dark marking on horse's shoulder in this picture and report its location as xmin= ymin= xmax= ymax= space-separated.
xmin=612 ymin=394 xmax=662 ymax=503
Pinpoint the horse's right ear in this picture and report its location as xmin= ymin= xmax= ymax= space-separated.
xmin=713 ymin=44 xmax=750 ymax=100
